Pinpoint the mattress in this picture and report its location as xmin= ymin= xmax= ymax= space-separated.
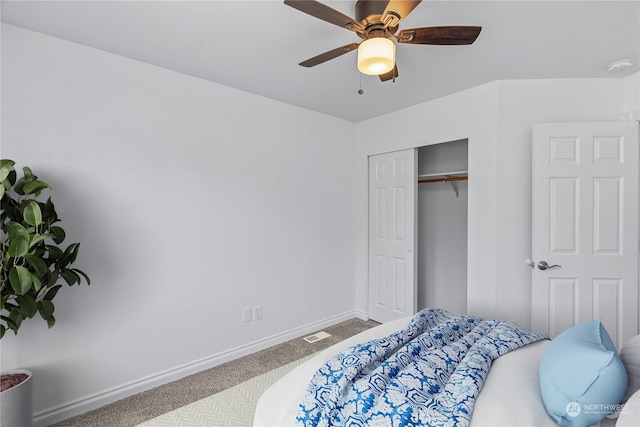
xmin=253 ymin=316 xmax=557 ymax=427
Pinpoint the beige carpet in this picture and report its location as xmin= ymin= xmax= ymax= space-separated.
xmin=52 ymin=318 xmax=379 ymax=426
xmin=136 ymin=354 xmax=315 ymax=427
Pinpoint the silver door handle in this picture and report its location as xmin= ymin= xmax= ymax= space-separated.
xmin=538 ymin=261 xmax=561 ymax=270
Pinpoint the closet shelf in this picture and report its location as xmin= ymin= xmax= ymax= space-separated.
xmin=417 ymin=170 xmax=468 ymax=181
xmin=417 ymin=170 xmax=468 ymax=197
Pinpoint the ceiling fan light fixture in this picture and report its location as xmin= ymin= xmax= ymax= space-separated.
xmin=357 ymin=37 xmax=395 ymax=75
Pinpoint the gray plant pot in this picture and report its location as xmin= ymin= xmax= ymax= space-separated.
xmin=1 ymin=369 xmax=33 ymax=427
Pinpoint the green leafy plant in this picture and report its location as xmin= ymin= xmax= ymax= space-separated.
xmin=0 ymin=159 xmax=90 ymax=338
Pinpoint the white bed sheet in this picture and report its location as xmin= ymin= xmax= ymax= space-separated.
xmin=253 ymin=316 xmax=558 ymax=427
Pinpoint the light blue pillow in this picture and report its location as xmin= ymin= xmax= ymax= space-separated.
xmin=539 ymin=319 xmax=627 ymax=427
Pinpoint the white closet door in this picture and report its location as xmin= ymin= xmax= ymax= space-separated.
xmin=531 ymin=122 xmax=639 ymax=348
xmin=368 ymin=149 xmax=417 ymax=323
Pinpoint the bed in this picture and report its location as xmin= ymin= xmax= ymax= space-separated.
xmin=254 ymin=308 xmax=640 ymax=427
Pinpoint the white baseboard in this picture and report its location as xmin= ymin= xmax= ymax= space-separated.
xmin=354 ymin=309 xmax=369 ymax=321
xmin=33 ymin=310 xmax=356 ymax=427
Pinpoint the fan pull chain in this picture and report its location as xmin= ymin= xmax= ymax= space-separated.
xmin=357 ymin=73 xmax=364 ymax=95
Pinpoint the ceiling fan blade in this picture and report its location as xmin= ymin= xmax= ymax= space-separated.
xmin=299 ymin=43 xmax=360 ymax=67
xmin=397 ymin=26 xmax=482 ymax=45
xmin=382 ymin=0 xmax=422 ymax=28
xmin=284 ymin=0 xmax=362 ymax=32
xmin=379 ymin=65 xmax=399 ymax=82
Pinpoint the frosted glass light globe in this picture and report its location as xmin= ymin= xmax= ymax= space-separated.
xmin=357 ymin=38 xmax=395 ymax=75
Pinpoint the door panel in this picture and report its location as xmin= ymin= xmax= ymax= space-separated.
xmin=368 ymin=149 xmax=417 ymax=323
xmin=532 ymin=122 xmax=639 ymax=348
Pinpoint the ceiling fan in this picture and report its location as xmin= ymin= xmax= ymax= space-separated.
xmin=284 ymin=0 xmax=482 ymax=82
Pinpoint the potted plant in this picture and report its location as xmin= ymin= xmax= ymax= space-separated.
xmin=0 ymin=159 xmax=90 ymax=427
xmin=1 ymin=368 xmax=34 ymax=427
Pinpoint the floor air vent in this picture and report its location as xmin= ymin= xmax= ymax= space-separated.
xmin=303 ymin=331 xmax=331 ymax=343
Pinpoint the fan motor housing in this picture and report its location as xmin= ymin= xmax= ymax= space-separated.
xmin=355 ymin=0 xmax=385 ymax=22
xmin=355 ymin=0 xmax=398 ymax=38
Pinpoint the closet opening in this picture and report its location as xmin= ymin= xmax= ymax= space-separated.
xmin=417 ymin=139 xmax=468 ymax=315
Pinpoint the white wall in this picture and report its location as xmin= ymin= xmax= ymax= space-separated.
xmin=0 ymin=24 xmax=357 ymax=425
xmin=417 ymin=182 xmax=468 ymax=314
xmin=354 ymin=75 xmax=637 ymax=330
xmin=624 ymin=72 xmax=640 ymax=118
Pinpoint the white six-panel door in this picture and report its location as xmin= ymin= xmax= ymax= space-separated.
xmin=368 ymin=149 xmax=417 ymax=323
xmin=532 ymin=122 xmax=639 ymax=348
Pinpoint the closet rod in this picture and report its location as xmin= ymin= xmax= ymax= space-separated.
xmin=418 ymin=176 xmax=468 ymax=184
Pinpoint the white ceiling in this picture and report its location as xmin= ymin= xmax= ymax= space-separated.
xmin=2 ymin=0 xmax=639 ymax=122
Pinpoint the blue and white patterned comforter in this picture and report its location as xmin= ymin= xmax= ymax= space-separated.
xmin=297 ymin=308 xmax=547 ymax=427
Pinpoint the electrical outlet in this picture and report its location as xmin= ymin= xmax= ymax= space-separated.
xmin=254 ymin=305 xmax=263 ymax=321
xmin=243 ymin=307 xmax=252 ymax=323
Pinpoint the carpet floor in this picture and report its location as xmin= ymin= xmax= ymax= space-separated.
xmin=51 ymin=318 xmax=378 ymax=427
xmin=136 ymin=354 xmax=315 ymax=426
